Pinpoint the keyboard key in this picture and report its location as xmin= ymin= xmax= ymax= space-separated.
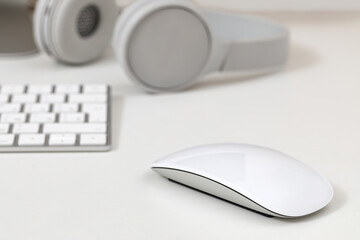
xmin=27 ymin=84 xmax=53 ymax=94
xmin=56 ymin=84 xmax=80 ymax=94
xmin=59 ymin=113 xmax=85 ymax=123
xmin=1 ymin=113 xmax=26 ymax=123
xmin=53 ymin=103 xmax=79 ymax=113
xmin=40 ymin=94 xmax=66 ymax=103
xmin=12 ymin=94 xmax=37 ymax=103
xmin=0 ymin=124 xmax=10 ymax=134
xmin=88 ymin=113 xmax=107 ymax=123
xmin=43 ymin=123 xmax=106 ymax=134
xmin=0 ymin=94 xmax=9 ymax=103
xmin=12 ymin=123 xmax=40 ymax=134
xmin=1 ymin=85 xmax=25 ymax=94
xmin=80 ymin=134 xmax=107 ymax=146
xmin=0 ymin=134 xmax=15 ymax=146
xmin=18 ymin=134 xmax=46 ymax=146
xmin=82 ymin=103 xmax=107 ymax=113
xmin=0 ymin=104 xmax=21 ymax=113
xmin=24 ymin=103 xmax=50 ymax=113
xmin=30 ymin=113 xmax=56 ymax=123
xmin=69 ymin=94 xmax=107 ymax=103
xmin=82 ymin=104 xmax=107 ymax=122
xmin=83 ymin=84 xmax=108 ymax=93
xmin=49 ymin=134 xmax=76 ymax=146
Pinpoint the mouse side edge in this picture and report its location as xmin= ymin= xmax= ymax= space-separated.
xmin=152 ymin=166 xmax=289 ymax=218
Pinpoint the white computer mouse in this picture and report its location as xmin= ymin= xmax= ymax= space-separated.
xmin=151 ymin=143 xmax=333 ymax=218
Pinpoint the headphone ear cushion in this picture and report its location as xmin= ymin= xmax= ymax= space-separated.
xmin=34 ymin=0 xmax=118 ymax=64
xmin=113 ymin=0 xmax=213 ymax=92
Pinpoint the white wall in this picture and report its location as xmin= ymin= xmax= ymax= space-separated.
xmin=195 ymin=0 xmax=360 ymax=11
xmin=117 ymin=0 xmax=360 ymax=11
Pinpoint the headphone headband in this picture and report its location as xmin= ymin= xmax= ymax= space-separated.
xmin=203 ymin=11 xmax=289 ymax=74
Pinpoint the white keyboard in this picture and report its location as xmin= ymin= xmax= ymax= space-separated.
xmin=0 ymin=84 xmax=111 ymax=152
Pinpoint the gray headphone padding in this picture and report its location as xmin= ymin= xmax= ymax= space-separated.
xmin=34 ymin=0 xmax=118 ymax=64
xmin=112 ymin=0 xmax=214 ymax=92
xmin=127 ymin=8 xmax=211 ymax=91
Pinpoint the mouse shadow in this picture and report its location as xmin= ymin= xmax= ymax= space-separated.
xmin=275 ymin=183 xmax=347 ymax=223
xmin=188 ymin=43 xmax=320 ymax=92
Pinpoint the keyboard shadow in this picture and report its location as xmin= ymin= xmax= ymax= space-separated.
xmin=110 ymin=93 xmax=125 ymax=152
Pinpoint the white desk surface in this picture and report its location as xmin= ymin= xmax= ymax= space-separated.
xmin=0 ymin=12 xmax=359 ymax=240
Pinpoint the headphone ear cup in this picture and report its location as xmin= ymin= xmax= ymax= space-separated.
xmin=34 ymin=0 xmax=118 ymax=65
xmin=33 ymin=0 xmax=50 ymax=54
xmin=113 ymin=0 xmax=213 ymax=92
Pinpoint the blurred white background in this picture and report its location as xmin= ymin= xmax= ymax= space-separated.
xmin=116 ymin=0 xmax=360 ymax=11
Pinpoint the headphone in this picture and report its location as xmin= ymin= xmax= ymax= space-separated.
xmin=34 ymin=0 xmax=289 ymax=93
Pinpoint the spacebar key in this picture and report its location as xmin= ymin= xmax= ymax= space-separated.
xmin=43 ymin=123 xmax=107 ymax=134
